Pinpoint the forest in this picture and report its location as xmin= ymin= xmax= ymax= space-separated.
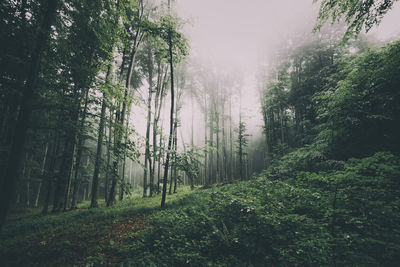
xmin=1 ymin=0 xmax=400 ymax=266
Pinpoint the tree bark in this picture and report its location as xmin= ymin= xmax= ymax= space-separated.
xmin=90 ymin=71 xmax=109 ymax=208
xmin=35 ymin=141 xmax=49 ymax=208
xmin=143 ymin=56 xmax=153 ymax=197
xmin=42 ymin=132 xmax=60 ymax=215
xmin=161 ymin=32 xmax=175 ymax=208
xmin=105 ymin=109 xmax=113 ymax=203
xmin=204 ymin=94 xmax=208 ymax=185
xmin=108 ymin=35 xmax=141 ymax=206
xmin=70 ymin=86 xmax=91 ymax=209
xmin=0 ymin=0 xmax=59 ymax=231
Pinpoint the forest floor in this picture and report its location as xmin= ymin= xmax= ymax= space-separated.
xmin=1 ymin=168 xmax=398 ymax=266
xmin=0 ymin=187 xmax=198 ymax=266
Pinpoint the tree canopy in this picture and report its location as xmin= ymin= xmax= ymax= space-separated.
xmin=315 ymin=0 xmax=399 ymax=41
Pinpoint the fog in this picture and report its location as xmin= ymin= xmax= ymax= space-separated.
xmin=164 ymin=0 xmax=400 ymax=140
xmin=130 ymin=0 xmax=400 ymax=177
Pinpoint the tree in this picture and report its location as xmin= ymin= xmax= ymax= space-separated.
xmin=107 ymin=0 xmax=149 ymax=206
xmin=316 ymin=40 xmax=400 ymax=159
xmin=0 ymin=0 xmax=59 ymax=230
xmin=90 ymin=63 xmax=113 ymax=208
xmin=314 ymin=0 xmax=399 ymax=41
xmin=236 ymin=117 xmax=250 ymax=180
xmin=159 ymin=13 xmax=188 ymax=208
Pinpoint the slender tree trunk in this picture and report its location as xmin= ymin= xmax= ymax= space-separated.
xmin=151 ymin=120 xmax=158 ymax=196
xmin=262 ymin=105 xmax=271 ymax=167
xmin=157 ymin=127 xmax=163 ymax=193
xmin=25 ymin=153 xmax=33 ymax=208
xmin=70 ymin=86 xmax=91 ymax=209
xmin=208 ymin=106 xmax=214 ymax=184
xmin=42 ymin=132 xmax=60 ymax=215
xmin=108 ymin=35 xmax=141 ymax=206
xmin=173 ymin=121 xmax=178 ymax=193
xmin=169 ymin=120 xmax=178 ymax=195
xmin=143 ymin=76 xmax=153 ymax=198
xmin=35 ymin=141 xmax=49 ymax=208
xmin=16 ymin=162 xmax=25 ymax=205
xmin=229 ymin=95 xmax=233 ymax=181
xmin=204 ymin=95 xmax=208 ymax=185
xmin=239 ymin=115 xmax=243 ymax=181
xmin=62 ymin=135 xmax=77 ymax=211
xmin=168 ymin=141 xmax=174 ymax=195
xmin=151 ymin=126 xmax=158 ymax=196
xmin=161 ymin=31 xmax=175 ymax=208
xmin=222 ymin=100 xmax=227 ymax=182
xmin=105 ymin=110 xmax=113 ymax=203
xmin=128 ymin=159 xmax=133 ymax=190
xmin=53 ymin=135 xmax=76 ymax=212
xmin=90 ymin=81 xmax=109 ymax=208
xmin=120 ymin=156 xmax=126 ymax=201
xmin=216 ymin=110 xmax=220 ymax=183
xmin=153 ymin=65 xmax=167 ymax=195
xmin=280 ymin=108 xmax=285 ymax=145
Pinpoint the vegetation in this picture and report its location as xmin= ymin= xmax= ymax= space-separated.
xmin=315 ymin=0 xmax=399 ymax=41
xmin=2 ymin=151 xmax=399 ymax=266
xmin=1 ymin=0 xmax=400 ymax=265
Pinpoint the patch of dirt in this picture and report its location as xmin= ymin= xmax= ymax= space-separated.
xmin=104 ymin=217 xmax=146 ymax=245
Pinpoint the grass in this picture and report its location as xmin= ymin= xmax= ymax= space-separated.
xmin=0 ymin=180 xmax=330 ymax=266
xmin=1 ymin=159 xmax=399 ymax=267
xmin=0 ymin=186 xmax=196 ymax=266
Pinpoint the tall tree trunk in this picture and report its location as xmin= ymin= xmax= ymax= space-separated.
xmin=42 ymin=132 xmax=60 ymax=215
xmin=180 ymin=129 xmax=194 ymax=190
xmin=229 ymin=95 xmax=233 ymax=181
xmin=105 ymin=110 xmax=113 ymax=203
xmin=90 ymin=70 xmax=109 ymax=208
xmin=161 ymin=31 xmax=175 ymax=208
xmin=52 ymin=91 xmax=82 ymax=212
xmin=0 ymin=0 xmax=59 ymax=231
xmin=119 ymin=111 xmax=131 ymax=201
xmin=222 ymin=99 xmax=227 ymax=182
xmin=16 ymin=161 xmax=26 ymax=205
xmin=25 ymin=153 xmax=32 ymax=208
xmin=119 ymin=156 xmax=126 ymax=201
xmin=280 ymin=108 xmax=285 ymax=146
xmin=216 ymin=109 xmax=220 ymax=184
xmin=143 ymin=74 xmax=153 ymax=197
xmin=204 ymin=95 xmax=208 ymax=185
xmin=173 ymin=120 xmax=178 ymax=193
xmin=208 ymin=105 xmax=214 ymax=184
xmin=70 ymin=86 xmax=91 ymax=209
xmin=53 ymin=137 xmax=76 ymax=212
xmin=153 ymin=66 xmax=167 ymax=194
xmin=261 ymin=104 xmax=271 ymax=167
xmin=34 ymin=141 xmax=49 ymax=208
xmin=151 ymin=121 xmax=158 ymax=197
xmin=108 ymin=39 xmax=140 ymax=206
xmin=157 ymin=126 xmax=163 ymax=193
xmin=169 ymin=119 xmax=178 ymax=195
xmin=239 ymin=112 xmax=243 ymax=181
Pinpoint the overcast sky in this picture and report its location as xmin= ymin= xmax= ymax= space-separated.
xmin=175 ymin=0 xmax=400 ymax=70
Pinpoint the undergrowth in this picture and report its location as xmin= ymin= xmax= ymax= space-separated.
xmin=1 ymin=152 xmax=399 ymax=266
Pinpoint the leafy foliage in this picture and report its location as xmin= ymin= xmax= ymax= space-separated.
xmin=314 ymin=0 xmax=399 ymax=41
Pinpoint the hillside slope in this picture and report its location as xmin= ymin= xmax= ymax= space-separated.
xmin=1 ymin=153 xmax=400 ymax=266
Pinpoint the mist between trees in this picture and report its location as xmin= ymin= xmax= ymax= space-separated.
xmin=1 ymin=0 xmax=400 ymax=265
